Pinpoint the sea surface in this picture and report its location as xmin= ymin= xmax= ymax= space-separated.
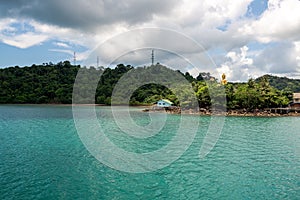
xmin=0 ymin=105 xmax=299 ymax=199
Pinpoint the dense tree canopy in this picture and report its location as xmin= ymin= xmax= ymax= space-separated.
xmin=0 ymin=61 xmax=295 ymax=110
xmin=256 ymin=74 xmax=300 ymax=93
xmin=0 ymin=61 xmax=78 ymax=104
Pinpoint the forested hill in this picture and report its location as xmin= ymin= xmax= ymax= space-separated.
xmin=0 ymin=61 xmax=132 ymax=104
xmin=0 ymin=61 xmax=79 ymax=104
xmin=0 ymin=61 xmax=298 ymax=110
xmin=0 ymin=61 xmax=200 ymax=104
xmin=256 ymin=74 xmax=300 ymax=92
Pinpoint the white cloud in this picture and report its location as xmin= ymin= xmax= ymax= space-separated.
xmin=49 ymin=49 xmax=73 ymax=55
xmin=169 ymin=0 xmax=251 ymax=29
xmin=217 ymin=46 xmax=258 ymax=82
xmin=295 ymin=41 xmax=300 ymax=65
xmin=238 ymin=0 xmax=300 ymax=43
xmin=53 ymin=42 xmax=70 ymax=48
xmin=0 ymin=1 xmax=254 ymax=51
xmin=253 ymin=41 xmax=300 ymax=74
xmin=0 ymin=0 xmax=300 ymax=80
xmin=1 ymin=32 xmax=48 ymax=48
xmin=0 ymin=18 xmax=17 ymax=32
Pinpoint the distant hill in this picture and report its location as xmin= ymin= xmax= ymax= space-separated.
xmin=0 ymin=62 xmax=293 ymax=110
xmin=255 ymin=74 xmax=300 ymax=92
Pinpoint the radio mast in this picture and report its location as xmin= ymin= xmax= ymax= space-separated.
xmin=73 ymin=52 xmax=76 ymax=66
xmin=151 ymin=49 xmax=154 ymax=66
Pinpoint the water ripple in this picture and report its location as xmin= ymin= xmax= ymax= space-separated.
xmin=0 ymin=106 xmax=299 ymax=199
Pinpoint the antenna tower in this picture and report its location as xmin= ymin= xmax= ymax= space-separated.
xmin=73 ymin=52 xmax=76 ymax=66
xmin=151 ymin=49 xmax=154 ymax=65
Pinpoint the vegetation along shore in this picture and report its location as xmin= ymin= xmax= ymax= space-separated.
xmin=1 ymin=61 xmax=300 ymax=116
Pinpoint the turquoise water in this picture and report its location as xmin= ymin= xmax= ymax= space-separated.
xmin=0 ymin=105 xmax=299 ymax=199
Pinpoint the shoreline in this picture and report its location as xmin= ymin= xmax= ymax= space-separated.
xmin=0 ymin=103 xmax=103 ymax=107
xmin=143 ymin=107 xmax=300 ymax=117
xmin=0 ymin=103 xmax=147 ymax=107
xmin=1 ymin=104 xmax=299 ymax=117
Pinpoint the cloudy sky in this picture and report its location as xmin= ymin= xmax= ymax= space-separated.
xmin=0 ymin=0 xmax=299 ymax=81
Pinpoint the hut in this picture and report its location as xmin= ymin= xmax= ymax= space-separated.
xmin=156 ymin=99 xmax=173 ymax=107
xmin=290 ymin=93 xmax=300 ymax=109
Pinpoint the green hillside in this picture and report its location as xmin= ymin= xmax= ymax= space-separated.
xmin=0 ymin=61 xmax=297 ymax=110
xmin=256 ymin=74 xmax=300 ymax=93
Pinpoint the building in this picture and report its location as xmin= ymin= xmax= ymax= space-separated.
xmin=293 ymin=93 xmax=300 ymax=103
xmin=156 ymin=99 xmax=173 ymax=107
xmin=290 ymin=93 xmax=300 ymax=108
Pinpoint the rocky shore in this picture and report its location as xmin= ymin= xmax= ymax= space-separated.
xmin=143 ymin=106 xmax=300 ymax=117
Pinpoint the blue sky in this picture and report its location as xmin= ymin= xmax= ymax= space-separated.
xmin=0 ymin=0 xmax=299 ymax=81
xmin=246 ymin=0 xmax=268 ymax=17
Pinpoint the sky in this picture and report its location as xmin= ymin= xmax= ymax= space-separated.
xmin=0 ymin=0 xmax=299 ymax=81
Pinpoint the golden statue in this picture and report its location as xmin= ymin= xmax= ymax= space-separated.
xmin=221 ymin=73 xmax=227 ymax=85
